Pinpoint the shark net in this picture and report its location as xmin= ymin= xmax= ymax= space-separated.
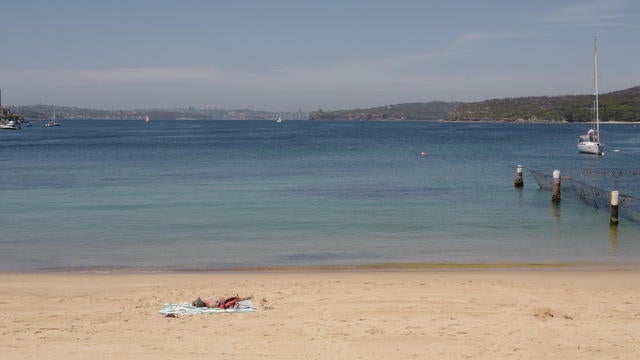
xmin=529 ymin=168 xmax=640 ymax=224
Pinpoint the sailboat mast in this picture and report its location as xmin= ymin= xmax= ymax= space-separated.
xmin=594 ymin=38 xmax=600 ymax=138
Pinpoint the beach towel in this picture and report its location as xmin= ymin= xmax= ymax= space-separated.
xmin=159 ymin=299 xmax=256 ymax=316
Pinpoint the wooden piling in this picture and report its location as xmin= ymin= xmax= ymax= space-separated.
xmin=514 ymin=165 xmax=524 ymax=188
xmin=551 ymin=170 xmax=561 ymax=203
xmin=610 ymin=191 xmax=619 ymax=225
xmin=609 ymin=224 xmax=619 ymax=251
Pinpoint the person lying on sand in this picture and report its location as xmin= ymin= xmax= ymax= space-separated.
xmin=192 ymin=295 xmax=253 ymax=309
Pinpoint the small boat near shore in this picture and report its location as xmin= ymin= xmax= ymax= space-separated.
xmin=1 ymin=104 xmax=24 ymax=130
xmin=45 ymin=111 xmax=60 ymax=127
xmin=0 ymin=119 xmax=21 ymax=130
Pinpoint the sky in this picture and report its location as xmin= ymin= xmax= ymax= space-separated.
xmin=1 ymin=0 xmax=639 ymax=111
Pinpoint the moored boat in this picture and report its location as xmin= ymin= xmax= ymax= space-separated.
xmin=0 ymin=104 xmax=24 ymax=130
xmin=577 ymin=38 xmax=603 ymax=156
xmin=45 ymin=110 xmax=61 ymax=127
xmin=0 ymin=119 xmax=21 ymax=130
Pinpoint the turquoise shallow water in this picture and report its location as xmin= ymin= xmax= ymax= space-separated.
xmin=1 ymin=120 xmax=639 ymax=271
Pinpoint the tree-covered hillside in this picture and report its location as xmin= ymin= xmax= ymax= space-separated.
xmin=309 ymin=86 xmax=640 ymax=122
xmin=448 ymin=86 xmax=640 ymax=122
xmin=310 ymin=101 xmax=454 ymax=121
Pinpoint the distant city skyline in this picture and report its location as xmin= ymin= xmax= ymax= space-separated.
xmin=1 ymin=0 xmax=639 ymax=111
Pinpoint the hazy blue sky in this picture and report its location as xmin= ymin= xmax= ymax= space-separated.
xmin=1 ymin=0 xmax=639 ymax=111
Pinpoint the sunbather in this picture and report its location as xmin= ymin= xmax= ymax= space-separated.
xmin=192 ymin=295 xmax=253 ymax=309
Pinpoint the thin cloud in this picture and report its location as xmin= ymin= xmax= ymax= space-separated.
xmin=373 ymin=49 xmax=462 ymax=69
xmin=454 ymin=31 xmax=541 ymax=44
xmin=540 ymin=0 xmax=633 ymax=27
xmin=0 ymin=66 xmax=271 ymax=89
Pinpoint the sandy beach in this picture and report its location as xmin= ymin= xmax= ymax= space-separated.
xmin=2 ymin=269 xmax=639 ymax=359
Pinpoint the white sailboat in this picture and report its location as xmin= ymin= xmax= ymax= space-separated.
xmin=45 ymin=110 xmax=60 ymax=127
xmin=276 ymin=114 xmax=283 ymax=123
xmin=144 ymin=115 xmax=150 ymax=123
xmin=577 ymin=38 xmax=603 ymax=155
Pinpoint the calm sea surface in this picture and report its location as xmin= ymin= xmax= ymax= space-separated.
xmin=1 ymin=120 xmax=639 ymax=271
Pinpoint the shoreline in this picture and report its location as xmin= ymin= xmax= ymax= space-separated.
xmin=437 ymin=119 xmax=640 ymax=124
xmin=5 ymin=260 xmax=640 ymax=274
xmin=10 ymin=118 xmax=640 ymax=123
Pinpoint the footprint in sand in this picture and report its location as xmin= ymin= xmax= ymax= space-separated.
xmin=532 ymin=307 xmax=574 ymax=320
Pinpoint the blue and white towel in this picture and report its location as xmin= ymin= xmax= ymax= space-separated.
xmin=159 ymin=300 xmax=256 ymax=316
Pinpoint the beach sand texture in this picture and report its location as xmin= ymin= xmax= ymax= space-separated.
xmin=2 ymin=270 xmax=639 ymax=359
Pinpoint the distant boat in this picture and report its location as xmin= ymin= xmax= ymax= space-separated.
xmin=144 ymin=115 xmax=150 ymax=123
xmin=45 ymin=111 xmax=60 ymax=127
xmin=0 ymin=120 xmax=20 ymax=130
xmin=276 ymin=115 xmax=283 ymax=123
xmin=577 ymin=38 xmax=603 ymax=155
xmin=0 ymin=104 xmax=24 ymax=129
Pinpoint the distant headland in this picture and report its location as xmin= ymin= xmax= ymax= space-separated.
xmin=310 ymin=86 xmax=640 ymax=123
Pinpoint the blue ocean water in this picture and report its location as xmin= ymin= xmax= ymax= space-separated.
xmin=1 ymin=120 xmax=639 ymax=271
